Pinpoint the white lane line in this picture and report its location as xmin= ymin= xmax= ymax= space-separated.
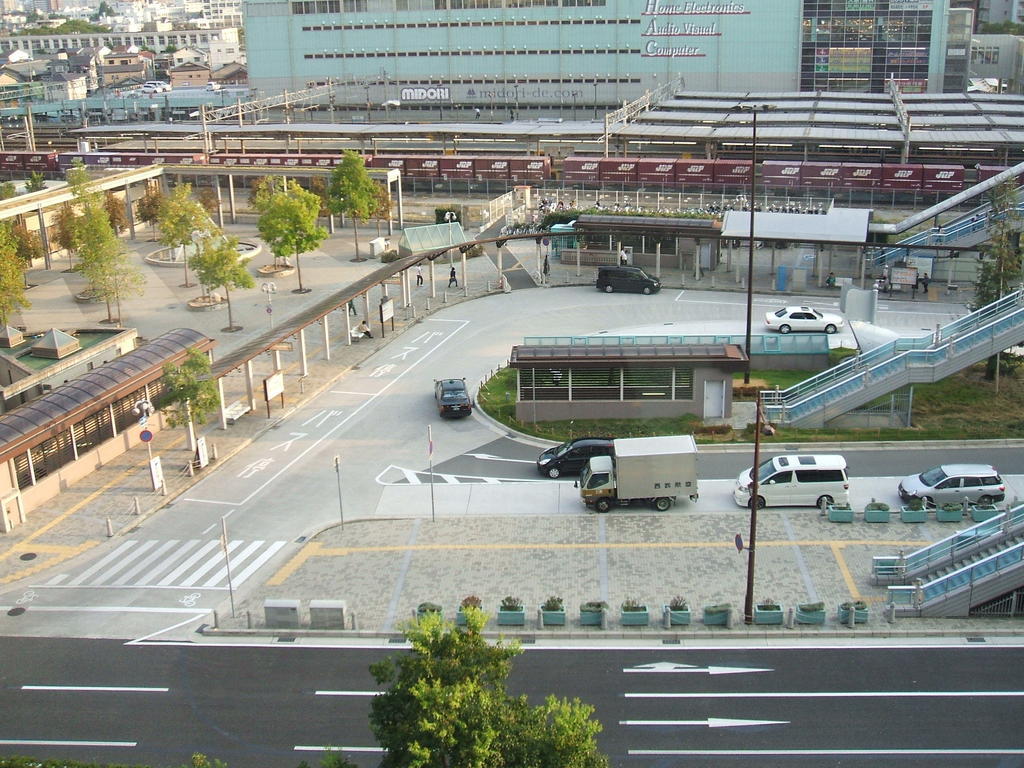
xmin=0 ymin=606 xmax=212 ymax=614
xmin=630 ymin=749 xmax=1024 ymax=757
xmin=182 ymin=498 xmax=237 ymax=506
xmin=229 ymin=320 xmax=470 ymax=506
xmin=67 ymin=541 xmax=138 ymax=586
xmin=625 ymin=690 xmax=1024 ymax=699
xmin=155 ymin=540 xmax=220 ymax=586
xmin=314 ymin=690 xmax=378 ymax=696
xmin=229 ymin=540 xmax=287 ymax=588
xmin=127 ymin=612 xmax=210 ymax=645
xmin=201 ymin=540 xmax=263 ymax=587
xmin=22 ymin=685 xmax=168 ymax=692
xmin=201 ymin=509 xmax=234 ymax=534
xmin=294 ymin=746 xmax=384 ymax=753
xmin=44 ymin=574 xmax=67 ymax=586
xmin=179 ymin=540 xmax=242 ymax=587
xmin=330 ymin=390 xmax=378 ymax=396
xmin=112 ymin=540 xmax=180 ymax=585
xmin=134 ymin=540 xmax=202 ymax=586
xmin=0 ymin=740 xmax=137 ymax=748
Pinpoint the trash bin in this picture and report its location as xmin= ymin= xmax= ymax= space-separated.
xmin=775 ymin=265 xmax=790 ymax=291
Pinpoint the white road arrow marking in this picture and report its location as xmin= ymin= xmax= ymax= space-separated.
xmin=411 ymin=330 xmax=443 ymax=344
xmin=465 ymin=453 xmax=536 ymax=464
xmin=270 ymin=433 xmax=307 ymax=452
xmin=624 ymin=662 xmax=773 ymax=675
xmin=237 ymin=458 xmax=274 ymax=479
xmin=391 ymin=347 xmax=419 ymax=360
xmin=620 ymin=718 xmax=788 ymax=728
xmin=369 ymin=364 xmax=396 ymax=378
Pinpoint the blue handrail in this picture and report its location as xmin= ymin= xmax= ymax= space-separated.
xmin=888 ymin=539 xmax=1024 ymax=606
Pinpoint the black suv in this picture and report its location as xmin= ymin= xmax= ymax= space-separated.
xmin=536 ymin=437 xmax=614 ymax=478
xmin=434 ymin=378 xmax=473 ymax=417
xmin=596 ymin=265 xmax=661 ymax=294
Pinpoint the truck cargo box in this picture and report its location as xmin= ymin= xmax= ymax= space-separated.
xmin=613 ymin=435 xmax=698 ymax=500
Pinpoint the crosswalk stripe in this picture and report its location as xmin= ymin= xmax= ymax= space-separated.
xmin=112 ymin=540 xmax=180 ymax=585
xmin=179 ymin=540 xmax=243 ymax=587
xmin=68 ymin=541 xmax=138 ymax=586
xmin=156 ymin=540 xmax=221 ymax=586
xmin=134 ymin=540 xmax=201 ymax=586
xmin=96 ymin=540 xmax=159 ymax=584
xmin=230 ymin=540 xmax=287 ymax=587
xmin=400 ymin=467 xmax=421 ymax=484
xmin=202 ymin=540 xmax=263 ymax=588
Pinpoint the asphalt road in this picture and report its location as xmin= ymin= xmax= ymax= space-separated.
xmin=3 ymin=637 xmax=1023 ymax=768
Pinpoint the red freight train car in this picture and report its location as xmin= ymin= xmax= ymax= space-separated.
xmin=562 ymin=157 xmax=600 ymax=183
xmin=676 ymin=159 xmax=716 ymax=185
xmin=761 ymin=160 xmax=802 ymax=187
xmin=509 ymin=156 xmax=550 ymax=182
xmin=712 ymin=159 xmax=752 ymax=186
xmin=881 ymin=164 xmax=922 ymax=190
xmin=841 ymin=163 xmax=884 ymax=188
xmin=440 ymin=156 xmax=475 ymax=179
xmin=800 ymin=162 xmax=843 ymax=188
xmin=920 ymin=165 xmax=964 ymax=192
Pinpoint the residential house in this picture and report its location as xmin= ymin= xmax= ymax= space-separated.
xmin=99 ymin=49 xmax=151 ymax=88
xmin=168 ymin=60 xmax=209 ymax=88
xmin=171 ymin=46 xmax=205 ymax=67
xmin=210 ymin=61 xmax=245 ymax=86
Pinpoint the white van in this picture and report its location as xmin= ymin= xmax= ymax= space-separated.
xmin=733 ymin=454 xmax=849 ymax=509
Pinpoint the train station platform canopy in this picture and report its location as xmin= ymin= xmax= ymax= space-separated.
xmin=721 ymin=207 xmax=871 ymax=244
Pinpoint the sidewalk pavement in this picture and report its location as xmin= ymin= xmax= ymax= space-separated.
xmin=2 ymin=212 xmax=993 ymax=641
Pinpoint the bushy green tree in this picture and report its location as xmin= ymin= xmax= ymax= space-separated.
xmin=327 ymin=150 xmax=379 ymax=262
xmin=158 ymin=348 xmax=219 ymax=450
xmin=973 ymin=178 xmax=1023 ymax=380
xmin=105 ymin=191 xmax=129 ymax=234
xmin=0 ymin=181 xmax=16 ymax=200
xmin=158 ymin=183 xmax=216 ymax=287
xmin=25 ymin=171 xmax=46 ymax=192
xmin=0 ymin=223 xmax=30 ymax=324
xmin=191 ymin=232 xmax=254 ymax=331
xmin=136 ymin=184 xmax=166 ymax=237
xmin=370 ymin=609 xmax=608 ymax=768
xmin=255 ymin=179 xmax=327 ymax=292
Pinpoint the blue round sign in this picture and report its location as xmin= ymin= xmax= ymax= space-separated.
xmin=140 ymin=429 xmax=154 ymax=443
xmin=266 ymin=306 xmax=273 ymax=314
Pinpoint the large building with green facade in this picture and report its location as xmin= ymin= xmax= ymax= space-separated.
xmin=243 ymin=0 xmax=956 ymax=115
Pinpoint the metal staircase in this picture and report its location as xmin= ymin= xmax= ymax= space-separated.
xmin=762 ymin=289 xmax=1024 ymax=427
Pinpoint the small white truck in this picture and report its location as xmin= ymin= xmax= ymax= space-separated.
xmin=577 ymin=435 xmax=699 ymax=512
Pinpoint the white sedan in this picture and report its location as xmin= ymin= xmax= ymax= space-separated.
xmin=764 ymin=306 xmax=844 ymax=334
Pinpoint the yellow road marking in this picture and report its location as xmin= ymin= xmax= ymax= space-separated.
xmin=0 ymin=542 xmax=98 ymax=585
xmin=829 ymin=542 xmax=862 ymax=602
xmin=266 ymin=541 xmax=322 ymax=586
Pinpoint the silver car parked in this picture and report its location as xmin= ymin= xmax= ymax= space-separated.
xmin=898 ymin=464 xmax=1005 ymax=507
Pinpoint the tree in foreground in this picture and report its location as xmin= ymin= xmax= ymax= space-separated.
xmin=327 ymin=150 xmax=379 ymax=262
xmin=158 ymin=183 xmax=216 ymax=287
xmin=158 ymin=348 xmax=220 ymax=450
xmin=137 ymin=183 xmax=166 ymax=237
xmin=191 ymin=231 xmax=255 ymax=332
xmin=255 ymin=179 xmax=327 ymax=292
xmin=0 ymin=223 xmax=30 ymax=324
xmin=369 ymin=608 xmax=608 ymax=768
xmin=973 ymin=178 xmax=1023 ymax=381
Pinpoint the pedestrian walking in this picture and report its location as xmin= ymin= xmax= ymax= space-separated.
xmin=348 ymin=299 xmax=357 ymax=315
xmin=920 ymin=272 xmax=930 ymax=295
xmin=415 ymin=264 xmax=424 ymax=286
xmin=448 ymin=266 xmax=458 ymax=288
xmin=474 ymin=107 xmax=481 ymax=119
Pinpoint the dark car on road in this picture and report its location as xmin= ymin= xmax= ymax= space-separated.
xmin=595 ymin=265 xmax=661 ymax=295
xmin=536 ymin=437 xmax=614 ymax=478
xmin=434 ymin=378 xmax=473 ymax=418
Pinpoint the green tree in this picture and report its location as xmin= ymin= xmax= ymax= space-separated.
xmin=136 ymin=184 xmax=166 ymax=237
xmin=196 ymin=186 xmax=219 ymax=217
xmin=973 ymin=179 xmax=1023 ymax=380
xmin=25 ymin=171 xmax=46 ymax=192
xmin=0 ymin=223 xmax=30 ymax=324
xmin=11 ymin=222 xmax=44 ymax=265
xmin=255 ymin=178 xmax=327 ymax=292
xmin=191 ymin=232 xmax=254 ymax=332
xmin=158 ymin=183 xmax=216 ymax=288
xmin=157 ymin=347 xmax=219 ymax=450
xmin=54 ymin=202 xmax=80 ymax=262
xmin=370 ymin=609 xmax=608 ymax=768
xmin=327 ymin=150 xmax=379 ymax=262
xmin=0 ymin=181 xmax=16 ymax=200
xmin=105 ymin=191 xmax=129 ymax=234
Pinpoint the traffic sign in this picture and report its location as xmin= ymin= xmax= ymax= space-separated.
xmin=140 ymin=429 xmax=154 ymax=443
xmin=266 ymin=306 xmax=273 ymax=314
xmin=734 ymin=533 xmax=744 ymax=553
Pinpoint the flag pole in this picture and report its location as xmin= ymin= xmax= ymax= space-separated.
xmin=427 ymin=425 xmax=436 ymax=523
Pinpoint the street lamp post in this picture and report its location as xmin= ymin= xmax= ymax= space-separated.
xmin=261 ymin=281 xmax=277 ymax=329
xmin=132 ymin=399 xmax=154 ymax=461
xmin=737 ymin=103 xmax=775 ymax=385
xmin=742 ymin=392 xmax=764 ymax=625
xmin=444 ymin=210 xmax=456 ymax=265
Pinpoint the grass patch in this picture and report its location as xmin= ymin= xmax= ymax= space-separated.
xmin=480 ymin=361 xmax=1024 ymax=444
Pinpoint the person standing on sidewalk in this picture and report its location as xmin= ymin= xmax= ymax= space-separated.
xmin=448 ymin=266 xmax=458 ymax=288
xmin=415 ymin=264 xmax=424 ymax=286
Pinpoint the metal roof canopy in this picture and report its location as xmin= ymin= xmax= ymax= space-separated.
xmin=509 ymin=343 xmax=747 ymax=369
xmin=398 ymin=222 xmax=468 ymax=257
xmin=721 ymin=207 xmax=871 ymax=244
xmin=0 ymin=328 xmax=213 ymax=464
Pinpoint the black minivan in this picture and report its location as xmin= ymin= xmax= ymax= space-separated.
xmin=536 ymin=437 xmax=614 ymax=478
xmin=596 ymin=265 xmax=661 ymax=294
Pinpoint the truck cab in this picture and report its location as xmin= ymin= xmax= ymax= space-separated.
xmin=579 ymin=455 xmax=615 ymax=507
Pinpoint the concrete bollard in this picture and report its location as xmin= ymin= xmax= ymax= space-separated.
xmin=537 ymin=608 xmax=544 ymax=628
xmin=442 ymin=291 xmax=448 ymax=304
xmin=246 ymin=610 xmax=253 ymax=629
xmin=846 ymin=606 xmax=856 ymax=629
xmin=133 ymin=496 xmax=141 ymax=516
xmin=350 ymin=612 xmax=358 ymax=631
xmin=106 ymin=517 xmax=113 ymax=537
xmin=187 ymin=461 xmax=194 ymax=478
xmin=211 ymin=443 xmax=218 ymax=461
xmin=426 ymin=298 xmax=431 ymax=311
xmin=161 ymin=480 xmax=167 ymax=496
xmin=785 ymin=607 xmax=795 ymax=629
xmin=884 ymin=603 xmax=896 ymax=623
xmin=213 ymin=609 xmax=219 ymax=629
xmin=600 ymin=610 xmax=608 ymax=630
xmin=662 ymin=606 xmax=671 ymax=629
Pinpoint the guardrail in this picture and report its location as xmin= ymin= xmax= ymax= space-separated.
xmin=873 ymin=502 xmax=1024 ymax=582
xmin=888 ymin=539 xmax=1024 ymax=607
xmin=521 ymin=334 xmax=828 ymax=355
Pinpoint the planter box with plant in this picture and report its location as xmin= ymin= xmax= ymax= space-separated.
xmin=416 ymin=601 xmax=442 ymax=620
xmin=795 ymin=601 xmax=826 ymax=625
xmin=970 ymin=504 xmax=1001 ymax=523
xmin=579 ymin=600 xmax=607 ymax=627
xmin=900 ymin=498 xmax=927 ymax=523
xmin=540 ymin=596 xmax=566 ymax=627
xmin=496 ymin=595 xmax=525 ymax=626
xmin=863 ymin=500 xmax=890 ymax=523
xmin=827 ymin=503 xmax=854 ymax=523
xmin=663 ymin=596 xmax=691 ymax=626
xmin=936 ymin=503 xmax=964 ymax=523
xmin=702 ymin=603 xmax=731 ymax=627
xmin=753 ymin=599 xmax=784 ymax=625
xmin=620 ymin=598 xmax=649 ymax=627
xmin=456 ymin=594 xmax=482 ymax=626
xmin=837 ymin=600 xmax=869 ymax=624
